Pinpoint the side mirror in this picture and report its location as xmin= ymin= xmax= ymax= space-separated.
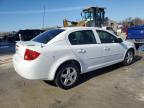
xmin=117 ymin=38 xmax=123 ymax=43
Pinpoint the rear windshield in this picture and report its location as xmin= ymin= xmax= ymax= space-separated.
xmin=32 ymin=29 xmax=65 ymax=44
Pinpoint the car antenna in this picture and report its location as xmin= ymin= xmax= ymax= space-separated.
xmin=41 ymin=43 xmax=44 ymax=48
xmin=19 ymin=34 xmax=22 ymax=41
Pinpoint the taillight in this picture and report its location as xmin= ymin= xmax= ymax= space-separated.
xmin=24 ymin=49 xmax=40 ymax=61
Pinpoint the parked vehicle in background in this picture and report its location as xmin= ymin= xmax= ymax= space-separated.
xmin=13 ymin=27 xmax=135 ymax=89
xmin=15 ymin=29 xmax=45 ymax=41
xmin=127 ymin=25 xmax=144 ymax=49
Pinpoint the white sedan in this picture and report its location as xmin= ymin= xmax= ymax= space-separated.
xmin=13 ymin=27 xmax=135 ymax=89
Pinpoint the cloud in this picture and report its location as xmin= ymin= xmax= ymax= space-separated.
xmin=0 ymin=6 xmax=84 ymax=15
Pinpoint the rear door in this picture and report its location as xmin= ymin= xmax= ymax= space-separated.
xmin=67 ymin=29 xmax=104 ymax=72
xmin=96 ymin=30 xmax=124 ymax=64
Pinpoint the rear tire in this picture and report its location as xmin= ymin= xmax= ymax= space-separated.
xmin=54 ymin=63 xmax=80 ymax=89
xmin=123 ymin=49 xmax=134 ymax=66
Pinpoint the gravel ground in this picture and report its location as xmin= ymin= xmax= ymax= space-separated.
xmin=0 ymin=52 xmax=144 ymax=108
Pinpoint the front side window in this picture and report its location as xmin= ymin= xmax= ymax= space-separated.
xmin=68 ymin=30 xmax=96 ymax=45
xmin=96 ymin=30 xmax=118 ymax=43
xmin=32 ymin=29 xmax=65 ymax=44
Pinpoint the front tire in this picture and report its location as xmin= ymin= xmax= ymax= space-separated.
xmin=55 ymin=63 xmax=80 ymax=89
xmin=123 ymin=49 xmax=134 ymax=66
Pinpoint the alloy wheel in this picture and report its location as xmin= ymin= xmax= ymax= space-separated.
xmin=60 ymin=67 xmax=77 ymax=86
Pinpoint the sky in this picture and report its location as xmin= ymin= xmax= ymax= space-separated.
xmin=0 ymin=0 xmax=144 ymax=32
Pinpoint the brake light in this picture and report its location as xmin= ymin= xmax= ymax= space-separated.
xmin=24 ymin=49 xmax=40 ymax=61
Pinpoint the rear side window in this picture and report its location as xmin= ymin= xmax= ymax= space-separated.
xmin=96 ymin=30 xmax=118 ymax=43
xmin=32 ymin=29 xmax=65 ymax=44
xmin=68 ymin=30 xmax=96 ymax=45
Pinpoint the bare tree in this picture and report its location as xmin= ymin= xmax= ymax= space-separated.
xmin=121 ymin=17 xmax=144 ymax=27
xmin=132 ymin=18 xmax=144 ymax=26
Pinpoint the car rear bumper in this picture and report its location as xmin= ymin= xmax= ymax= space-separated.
xmin=13 ymin=54 xmax=50 ymax=80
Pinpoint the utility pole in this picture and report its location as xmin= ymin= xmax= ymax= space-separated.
xmin=42 ymin=5 xmax=45 ymax=29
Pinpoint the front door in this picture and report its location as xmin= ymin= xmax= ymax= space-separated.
xmin=96 ymin=30 xmax=124 ymax=64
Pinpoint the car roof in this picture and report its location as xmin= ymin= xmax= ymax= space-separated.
xmin=60 ymin=27 xmax=116 ymax=36
xmin=61 ymin=27 xmax=103 ymax=31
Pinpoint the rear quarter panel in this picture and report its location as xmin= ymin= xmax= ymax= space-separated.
xmin=43 ymin=40 xmax=84 ymax=80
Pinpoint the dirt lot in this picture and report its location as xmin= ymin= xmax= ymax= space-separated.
xmin=0 ymin=52 xmax=144 ymax=108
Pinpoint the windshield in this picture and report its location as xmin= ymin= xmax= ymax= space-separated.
xmin=83 ymin=11 xmax=93 ymax=21
xmin=32 ymin=29 xmax=65 ymax=44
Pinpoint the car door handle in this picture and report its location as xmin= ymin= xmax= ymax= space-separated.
xmin=77 ymin=49 xmax=86 ymax=53
xmin=104 ymin=48 xmax=110 ymax=51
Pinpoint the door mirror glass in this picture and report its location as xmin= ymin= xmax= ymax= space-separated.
xmin=117 ymin=38 xmax=123 ymax=43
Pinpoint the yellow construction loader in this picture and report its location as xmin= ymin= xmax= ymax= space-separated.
xmin=63 ymin=7 xmax=108 ymax=27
